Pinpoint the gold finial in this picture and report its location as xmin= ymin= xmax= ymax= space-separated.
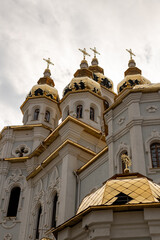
xmin=90 ymin=47 xmax=100 ymax=58
xmin=79 ymin=48 xmax=90 ymax=60
xmin=43 ymin=58 xmax=54 ymax=69
xmin=126 ymin=49 xmax=136 ymax=60
xmin=121 ymin=154 xmax=132 ymax=174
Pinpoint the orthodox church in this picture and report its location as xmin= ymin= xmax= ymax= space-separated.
xmin=0 ymin=48 xmax=160 ymax=240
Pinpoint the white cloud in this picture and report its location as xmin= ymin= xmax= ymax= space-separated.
xmin=0 ymin=0 xmax=160 ymax=127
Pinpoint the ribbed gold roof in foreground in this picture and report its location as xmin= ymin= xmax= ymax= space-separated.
xmin=77 ymin=173 xmax=160 ymax=214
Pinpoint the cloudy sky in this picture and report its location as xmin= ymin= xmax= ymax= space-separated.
xmin=0 ymin=0 xmax=160 ymax=127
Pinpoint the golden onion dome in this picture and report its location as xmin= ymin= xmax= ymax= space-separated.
xmin=77 ymin=172 xmax=160 ymax=214
xmin=117 ymin=58 xmax=151 ymax=93
xmin=88 ymin=57 xmax=114 ymax=91
xmin=28 ymin=68 xmax=59 ymax=101
xmin=63 ymin=58 xmax=102 ymax=97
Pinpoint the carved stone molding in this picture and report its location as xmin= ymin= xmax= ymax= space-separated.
xmin=117 ymin=117 xmax=125 ymax=125
xmin=12 ymin=144 xmax=31 ymax=157
xmin=31 ymin=179 xmax=44 ymax=216
xmin=5 ymin=168 xmax=26 ymax=191
xmin=4 ymin=233 xmax=12 ymax=240
xmin=146 ymin=105 xmax=158 ymax=113
xmin=46 ymin=167 xmax=60 ymax=204
xmin=1 ymin=218 xmax=20 ymax=229
xmin=1 ymin=168 xmax=26 ymax=223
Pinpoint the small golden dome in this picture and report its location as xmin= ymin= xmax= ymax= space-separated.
xmin=80 ymin=59 xmax=88 ymax=69
xmin=117 ymin=58 xmax=151 ymax=93
xmin=28 ymin=68 xmax=59 ymax=101
xmin=93 ymin=72 xmax=113 ymax=91
xmin=117 ymin=74 xmax=151 ymax=93
xmin=63 ymin=50 xmax=102 ymax=97
xmin=29 ymin=83 xmax=59 ymax=101
xmin=88 ymin=57 xmax=114 ymax=91
xmin=63 ymin=76 xmax=101 ymax=97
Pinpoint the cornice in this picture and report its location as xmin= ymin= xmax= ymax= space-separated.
xmin=60 ymin=89 xmax=105 ymax=104
xmin=4 ymin=156 xmax=29 ymax=163
xmin=26 ymin=139 xmax=96 ymax=180
xmin=2 ymin=116 xmax=105 ymax=162
xmin=104 ymin=86 xmax=160 ymax=116
xmin=76 ymin=146 xmax=108 ymax=174
xmin=47 ymin=202 xmax=160 ymax=236
xmin=20 ymin=95 xmax=59 ymax=113
xmin=0 ymin=124 xmax=52 ymax=136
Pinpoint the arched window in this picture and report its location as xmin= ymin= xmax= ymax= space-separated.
xmin=45 ymin=110 xmax=50 ymax=122
xmin=51 ymin=193 xmax=58 ymax=228
xmin=104 ymin=100 xmax=109 ymax=110
xmin=151 ymin=143 xmax=160 ymax=168
xmin=76 ymin=105 xmax=83 ymax=118
xmin=90 ymin=107 xmax=94 ymax=121
xmin=34 ymin=109 xmax=40 ymax=120
xmin=7 ymin=187 xmax=21 ymax=217
xmin=35 ymin=205 xmax=42 ymax=239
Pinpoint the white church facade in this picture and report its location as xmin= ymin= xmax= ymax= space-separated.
xmin=0 ymin=48 xmax=160 ymax=240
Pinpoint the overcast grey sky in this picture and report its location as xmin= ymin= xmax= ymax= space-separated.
xmin=0 ymin=0 xmax=160 ymax=127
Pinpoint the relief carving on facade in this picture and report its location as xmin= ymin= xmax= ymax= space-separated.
xmin=146 ymin=105 xmax=158 ymax=113
xmin=44 ymin=167 xmax=60 ymax=229
xmin=117 ymin=117 xmax=125 ymax=125
xmin=1 ymin=169 xmax=26 ymax=228
xmin=31 ymin=179 xmax=44 ymax=216
xmin=29 ymin=179 xmax=45 ymax=239
xmin=46 ymin=166 xmax=60 ymax=204
xmin=3 ymin=233 xmax=12 ymax=240
xmin=12 ymin=144 xmax=31 ymax=157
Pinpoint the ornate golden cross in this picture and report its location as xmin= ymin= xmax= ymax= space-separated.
xmin=126 ymin=49 xmax=136 ymax=60
xmin=43 ymin=58 xmax=54 ymax=69
xmin=78 ymin=48 xmax=90 ymax=60
xmin=90 ymin=47 xmax=100 ymax=58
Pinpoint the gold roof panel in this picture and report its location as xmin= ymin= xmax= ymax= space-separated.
xmin=77 ymin=173 xmax=160 ymax=214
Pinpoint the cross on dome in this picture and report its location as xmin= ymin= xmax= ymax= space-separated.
xmin=90 ymin=47 xmax=100 ymax=58
xmin=78 ymin=48 xmax=90 ymax=60
xmin=43 ymin=58 xmax=54 ymax=69
xmin=126 ymin=49 xmax=136 ymax=60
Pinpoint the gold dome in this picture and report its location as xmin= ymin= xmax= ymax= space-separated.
xmin=28 ymin=68 xmax=59 ymax=101
xmin=88 ymin=56 xmax=114 ymax=91
xmin=117 ymin=74 xmax=151 ymax=93
xmin=63 ymin=56 xmax=102 ymax=97
xmin=63 ymin=76 xmax=101 ymax=97
xmin=71 ymin=76 xmax=101 ymax=94
xmin=117 ymin=58 xmax=151 ymax=93
xmin=29 ymin=83 xmax=59 ymax=101
xmin=93 ymin=72 xmax=113 ymax=91
xmin=77 ymin=173 xmax=160 ymax=214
